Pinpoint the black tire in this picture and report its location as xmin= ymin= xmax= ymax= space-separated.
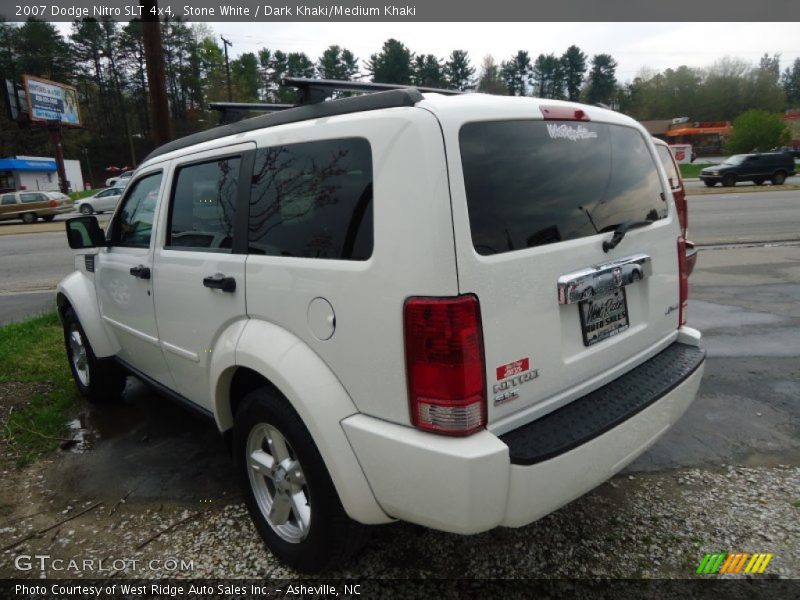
xmin=42 ymin=215 xmax=56 ymax=222
xmin=772 ymin=171 xmax=786 ymax=185
xmin=234 ymin=386 xmax=366 ymax=573
xmin=62 ymin=306 xmax=127 ymax=403
xmin=79 ymin=204 xmax=94 ymax=215
xmin=703 ymin=180 xmax=716 ymax=187
xmin=21 ymin=212 xmax=37 ymax=224
xmin=721 ymin=173 xmax=736 ymax=187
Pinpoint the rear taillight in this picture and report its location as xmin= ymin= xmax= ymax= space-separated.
xmin=677 ymin=237 xmax=689 ymax=327
xmin=49 ymin=199 xmax=58 ymax=207
xmin=404 ymin=295 xmax=486 ymax=436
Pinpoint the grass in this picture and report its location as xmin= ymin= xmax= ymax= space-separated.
xmin=0 ymin=311 xmax=79 ymax=467
xmin=69 ymin=189 xmax=96 ymax=201
xmin=679 ymin=163 xmax=715 ymax=179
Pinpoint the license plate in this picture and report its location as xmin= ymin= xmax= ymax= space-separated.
xmin=579 ymin=288 xmax=629 ymax=346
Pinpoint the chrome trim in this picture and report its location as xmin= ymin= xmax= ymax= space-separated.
xmin=557 ymin=254 xmax=651 ymax=305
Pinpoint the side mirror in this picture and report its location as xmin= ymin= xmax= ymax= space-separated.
xmin=66 ymin=216 xmax=106 ymax=249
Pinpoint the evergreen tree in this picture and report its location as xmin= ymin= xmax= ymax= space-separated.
xmin=366 ymin=39 xmax=413 ymax=84
xmin=585 ymin=53 xmax=618 ymax=105
xmin=501 ymin=50 xmax=531 ymax=96
xmin=412 ymin=54 xmax=445 ymax=87
xmin=561 ymin=45 xmax=587 ymax=101
xmin=444 ymin=50 xmax=475 ymax=91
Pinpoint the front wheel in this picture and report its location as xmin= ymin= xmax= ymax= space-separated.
xmin=79 ymin=204 xmax=94 ymax=215
xmin=721 ymin=173 xmax=736 ymax=187
xmin=234 ymin=386 xmax=366 ymax=572
xmin=62 ymin=307 xmax=127 ymax=403
xmin=772 ymin=172 xmax=786 ymax=185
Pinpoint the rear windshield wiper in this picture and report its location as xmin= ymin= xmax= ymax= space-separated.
xmin=601 ymin=220 xmax=652 ymax=253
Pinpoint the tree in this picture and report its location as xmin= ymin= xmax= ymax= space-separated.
xmin=782 ymin=58 xmax=800 ymax=107
xmin=585 ymin=53 xmax=618 ymax=105
xmin=727 ymin=110 xmax=790 ymax=153
xmin=501 ymin=50 xmax=531 ymax=96
xmin=444 ymin=50 xmax=475 ymax=91
xmin=532 ymin=53 xmax=565 ymax=99
xmin=316 ymin=45 xmax=359 ymax=81
xmin=477 ymin=55 xmax=507 ymax=95
xmin=366 ymin=38 xmax=413 ymax=84
xmin=231 ymin=52 xmax=260 ymax=101
xmin=412 ymin=54 xmax=445 ymax=87
xmin=561 ymin=45 xmax=587 ymax=101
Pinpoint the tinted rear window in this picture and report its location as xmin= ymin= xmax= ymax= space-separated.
xmin=249 ymin=138 xmax=373 ymax=260
xmin=459 ymin=120 xmax=668 ymax=255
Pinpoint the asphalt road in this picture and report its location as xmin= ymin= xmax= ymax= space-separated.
xmin=689 ymin=189 xmax=800 ymax=245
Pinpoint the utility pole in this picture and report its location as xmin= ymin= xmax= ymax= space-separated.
xmin=221 ymin=35 xmax=233 ymax=101
xmin=140 ymin=0 xmax=173 ymax=146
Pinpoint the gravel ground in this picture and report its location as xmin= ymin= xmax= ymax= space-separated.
xmin=2 ymin=463 xmax=797 ymax=580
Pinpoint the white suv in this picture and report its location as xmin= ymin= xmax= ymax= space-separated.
xmin=57 ymin=81 xmax=705 ymax=572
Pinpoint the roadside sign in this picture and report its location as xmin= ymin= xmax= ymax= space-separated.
xmin=22 ymin=75 xmax=81 ymax=127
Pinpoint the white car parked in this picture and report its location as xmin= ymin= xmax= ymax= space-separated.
xmin=104 ymin=170 xmax=133 ymax=188
xmin=58 ymin=81 xmax=705 ymax=573
xmin=73 ymin=187 xmax=124 ymax=215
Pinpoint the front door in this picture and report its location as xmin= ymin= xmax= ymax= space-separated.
xmin=95 ymin=168 xmax=174 ymax=387
xmin=152 ymin=144 xmax=252 ymax=411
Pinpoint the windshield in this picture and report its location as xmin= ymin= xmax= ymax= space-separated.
xmin=721 ymin=155 xmax=747 ymax=166
xmin=459 ymin=120 xmax=667 ymax=255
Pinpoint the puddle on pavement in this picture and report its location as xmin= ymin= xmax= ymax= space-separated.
xmin=49 ymin=378 xmax=234 ymax=502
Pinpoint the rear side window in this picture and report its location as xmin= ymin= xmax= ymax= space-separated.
xmin=20 ymin=193 xmax=46 ymax=203
xmin=655 ymin=145 xmax=681 ymax=191
xmin=167 ymin=157 xmax=240 ymax=251
xmin=1 ymin=194 xmax=16 ymax=205
xmin=249 ymin=138 xmax=373 ymax=260
xmin=460 ymin=121 xmax=667 ymax=255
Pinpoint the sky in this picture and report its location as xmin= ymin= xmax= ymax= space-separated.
xmin=56 ymin=21 xmax=800 ymax=81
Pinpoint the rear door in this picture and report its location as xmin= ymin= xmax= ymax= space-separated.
xmin=152 ymin=143 xmax=252 ymax=411
xmin=445 ymin=115 xmax=681 ymax=433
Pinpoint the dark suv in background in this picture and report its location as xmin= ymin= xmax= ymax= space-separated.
xmin=699 ymin=152 xmax=796 ymax=187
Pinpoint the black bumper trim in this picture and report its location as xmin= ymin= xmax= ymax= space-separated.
xmin=499 ymin=342 xmax=705 ymax=466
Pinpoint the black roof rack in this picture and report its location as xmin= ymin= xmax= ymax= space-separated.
xmin=282 ymin=77 xmax=464 ymax=105
xmin=143 ymin=87 xmax=425 ymax=162
xmin=209 ymin=102 xmax=294 ymax=125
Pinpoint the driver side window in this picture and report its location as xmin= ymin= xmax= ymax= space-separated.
xmin=111 ymin=172 xmax=162 ymax=248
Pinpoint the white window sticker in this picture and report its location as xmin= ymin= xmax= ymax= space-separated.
xmin=546 ymin=123 xmax=598 ymax=141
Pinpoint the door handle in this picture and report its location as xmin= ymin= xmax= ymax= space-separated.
xmin=203 ymin=273 xmax=236 ymax=292
xmin=129 ymin=265 xmax=151 ymax=280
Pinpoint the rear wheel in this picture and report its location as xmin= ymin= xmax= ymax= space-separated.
xmin=721 ymin=173 xmax=736 ymax=187
xmin=42 ymin=215 xmax=56 ymax=222
xmin=234 ymin=386 xmax=366 ymax=572
xmin=79 ymin=204 xmax=94 ymax=215
xmin=772 ymin=171 xmax=786 ymax=185
xmin=62 ymin=307 xmax=127 ymax=403
xmin=21 ymin=212 xmax=37 ymax=224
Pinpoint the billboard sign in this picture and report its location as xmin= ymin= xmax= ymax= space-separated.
xmin=23 ymin=75 xmax=81 ymax=127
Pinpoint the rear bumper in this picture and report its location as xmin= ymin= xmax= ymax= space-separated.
xmin=342 ymin=334 xmax=705 ymax=534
